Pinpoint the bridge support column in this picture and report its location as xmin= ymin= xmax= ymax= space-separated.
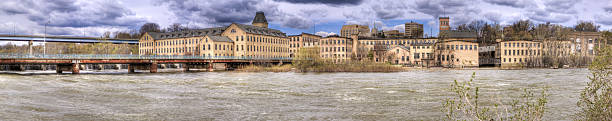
xmin=208 ymin=61 xmax=214 ymax=72
xmin=56 ymin=65 xmax=62 ymax=74
xmin=183 ymin=63 xmax=190 ymax=72
xmin=71 ymin=63 xmax=80 ymax=74
xmin=28 ymin=40 xmax=33 ymax=56
xmin=128 ymin=64 xmax=135 ymax=73
xmin=150 ymin=62 xmax=158 ymax=73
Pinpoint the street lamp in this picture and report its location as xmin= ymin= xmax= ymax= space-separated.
xmin=44 ymin=21 xmax=50 ymax=57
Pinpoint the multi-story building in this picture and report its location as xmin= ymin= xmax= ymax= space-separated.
xmin=139 ymin=11 xmax=290 ymax=59
xmin=383 ymin=46 xmax=411 ymax=65
xmin=384 ymin=30 xmax=403 ymax=38
xmin=435 ymin=30 xmax=479 ymax=67
xmin=341 ymin=24 xmax=370 ymax=37
xmin=436 ymin=40 xmax=479 ymax=67
xmin=410 ymin=43 xmax=435 ymax=66
xmin=405 ymin=21 xmax=423 ymax=38
xmin=542 ymin=40 xmax=573 ymax=57
xmin=139 ymin=27 xmax=226 ymax=56
xmin=319 ymin=36 xmax=353 ymax=62
xmin=358 ymin=38 xmax=438 ymax=51
xmin=288 ymin=33 xmax=322 ymax=57
xmin=498 ymin=40 xmax=542 ymax=68
xmin=568 ymin=31 xmax=607 ymax=56
xmin=439 ymin=17 xmax=450 ymax=31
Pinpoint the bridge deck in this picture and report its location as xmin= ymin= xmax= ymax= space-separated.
xmin=0 ymin=54 xmax=292 ymax=64
xmin=0 ymin=35 xmax=138 ymax=44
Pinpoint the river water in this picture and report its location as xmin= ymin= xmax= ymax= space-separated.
xmin=0 ymin=69 xmax=589 ymax=120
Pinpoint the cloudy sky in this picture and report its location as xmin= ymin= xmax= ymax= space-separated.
xmin=1 ymin=0 xmax=611 ymax=39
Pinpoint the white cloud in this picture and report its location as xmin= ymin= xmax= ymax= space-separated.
xmin=315 ymin=31 xmax=337 ymax=37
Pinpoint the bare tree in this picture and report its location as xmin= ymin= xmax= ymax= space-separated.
xmin=139 ymin=23 xmax=161 ymax=35
xmin=574 ymin=21 xmax=600 ymax=32
xmin=166 ymin=23 xmax=188 ymax=32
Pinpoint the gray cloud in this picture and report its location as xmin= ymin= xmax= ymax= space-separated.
xmin=273 ymin=0 xmax=364 ymax=6
xmin=413 ymin=0 xmax=481 ymax=26
xmin=371 ymin=1 xmax=408 ymax=20
xmin=158 ymin=0 xmax=312 ymax=29
xmin=0 ymin=0 xmax=145 ymax=28
xmin=543 ymin=0 xmax=581 ymax=14
xmin=484 ymin=12 xmax=502 ymax=23
xmin=596 ymin=14 xmax=612 ymax=25
xmin=482 ymin=0 xmax=529 ymax=8
xmin=413 ymin=0 xmax=472 ymax=18
xmin=605 ymin=6 xmax=612 ymax=13
xmin=526 ymin=6 xmax=573 ymax=23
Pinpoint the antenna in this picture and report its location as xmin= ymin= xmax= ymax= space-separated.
xmin=443 ymin=7 xmax=446 ymax=17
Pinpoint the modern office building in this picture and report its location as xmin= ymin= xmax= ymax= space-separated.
xmin=405 ymin=21 xmax=423 ymax=38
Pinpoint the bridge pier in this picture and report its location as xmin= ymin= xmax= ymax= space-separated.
xmin=28 ymin=40 xmax=33 ymax=56
xmin=150 ymin=62 xmax=158 ymax=73
xmin=72 ymin=63 xmax=80 ymax=74
xmin=208 ymin=61 xmax=214 ymax=72
xmin=128 ymin=64 xmax=135 ymax=73
xmin=56 ymin=66 xmax=62 ymax=74
xmin=56 ymin=63 xmax=79 ymax=74
xmin=183 ymin=63 xmax=190 ymax=72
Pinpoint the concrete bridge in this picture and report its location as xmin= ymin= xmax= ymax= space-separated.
xmin=0 ymin=35 xmax=138 ymax=44
xmin=0 ymin=54 xmax=291 ymax=74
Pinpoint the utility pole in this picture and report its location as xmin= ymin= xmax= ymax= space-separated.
xmin=44 ymin=21 xmax=49 ymax=57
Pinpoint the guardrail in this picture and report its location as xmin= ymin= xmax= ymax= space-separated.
xmin=0 ymin=54 xmax=292 ymax=60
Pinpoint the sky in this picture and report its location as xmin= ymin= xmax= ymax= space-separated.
xmin=0 ymin=0 xmax=611 ymax=40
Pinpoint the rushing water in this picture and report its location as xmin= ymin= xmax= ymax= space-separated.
xmin=0 ymin=69 xmax=589 ymax=120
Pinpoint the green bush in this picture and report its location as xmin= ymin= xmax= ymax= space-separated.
xmin=443 ymin=72 xmax=548 ymax=120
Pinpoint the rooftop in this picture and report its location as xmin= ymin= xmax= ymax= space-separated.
xmin=234 ymin=23 xmax=287 ymax=37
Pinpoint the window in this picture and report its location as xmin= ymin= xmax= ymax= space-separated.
xmin=231 ymin=29 xmax=236 ymax=33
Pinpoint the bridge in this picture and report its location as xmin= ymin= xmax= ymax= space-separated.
xmin=0 ymin=54 xmax=292 ymax=74
xmin=0 ymin=35 xmax=138 ymax=44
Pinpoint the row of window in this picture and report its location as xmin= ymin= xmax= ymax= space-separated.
xmin=503 ymin=58 xmax=528 ymax=63
xmin=321 ymin=47 xmax=349 ymax=52
xmin=413 ymin=53 xmax=432 ymax=59
xmin=503 ymin=49 xmax=541 ymax=56
xmin=362 ymin=40 xmax=436 ymax=45
xmin=240 ymin=35 xmax=288 ymax=44
xmin=321 ymin=39 xmax=349 ymax=45
xmin=503 ymin=42 xmax=540 ymax=48
xmin=437 ymin=44 xmax=478 ymax=50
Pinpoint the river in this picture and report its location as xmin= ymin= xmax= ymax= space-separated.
xmin=0 ymin=69 xmax=589 ymax=120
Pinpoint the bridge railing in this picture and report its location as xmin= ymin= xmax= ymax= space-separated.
xmin=0 ymin=53 xmax=292 ymax=60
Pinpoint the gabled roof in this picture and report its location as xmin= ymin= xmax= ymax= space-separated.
xmin=208 ymin=35 xmax=233 ymax=42
xmin=233 ymin=23 xmax=286 ymax=37
xmin=389 ymin=45 xmax=410 ymax=51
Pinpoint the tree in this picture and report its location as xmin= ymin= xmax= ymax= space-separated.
xmin=102 ymin=31 xmax=111 ymax=38
xmin=575 ymin=21 xmax=600 ymax=32
xmin=166 ymin=23 xmax=188 ymax=32
xmin=576 ymin=46 xmax=612 ymax=120
xmin=443 ymin=72 xmax=548 ymax=120
xmin=139 ymin=23 xmax=161 ymax=35
xmin=113 ymin=31 xmax=132 ymax=39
